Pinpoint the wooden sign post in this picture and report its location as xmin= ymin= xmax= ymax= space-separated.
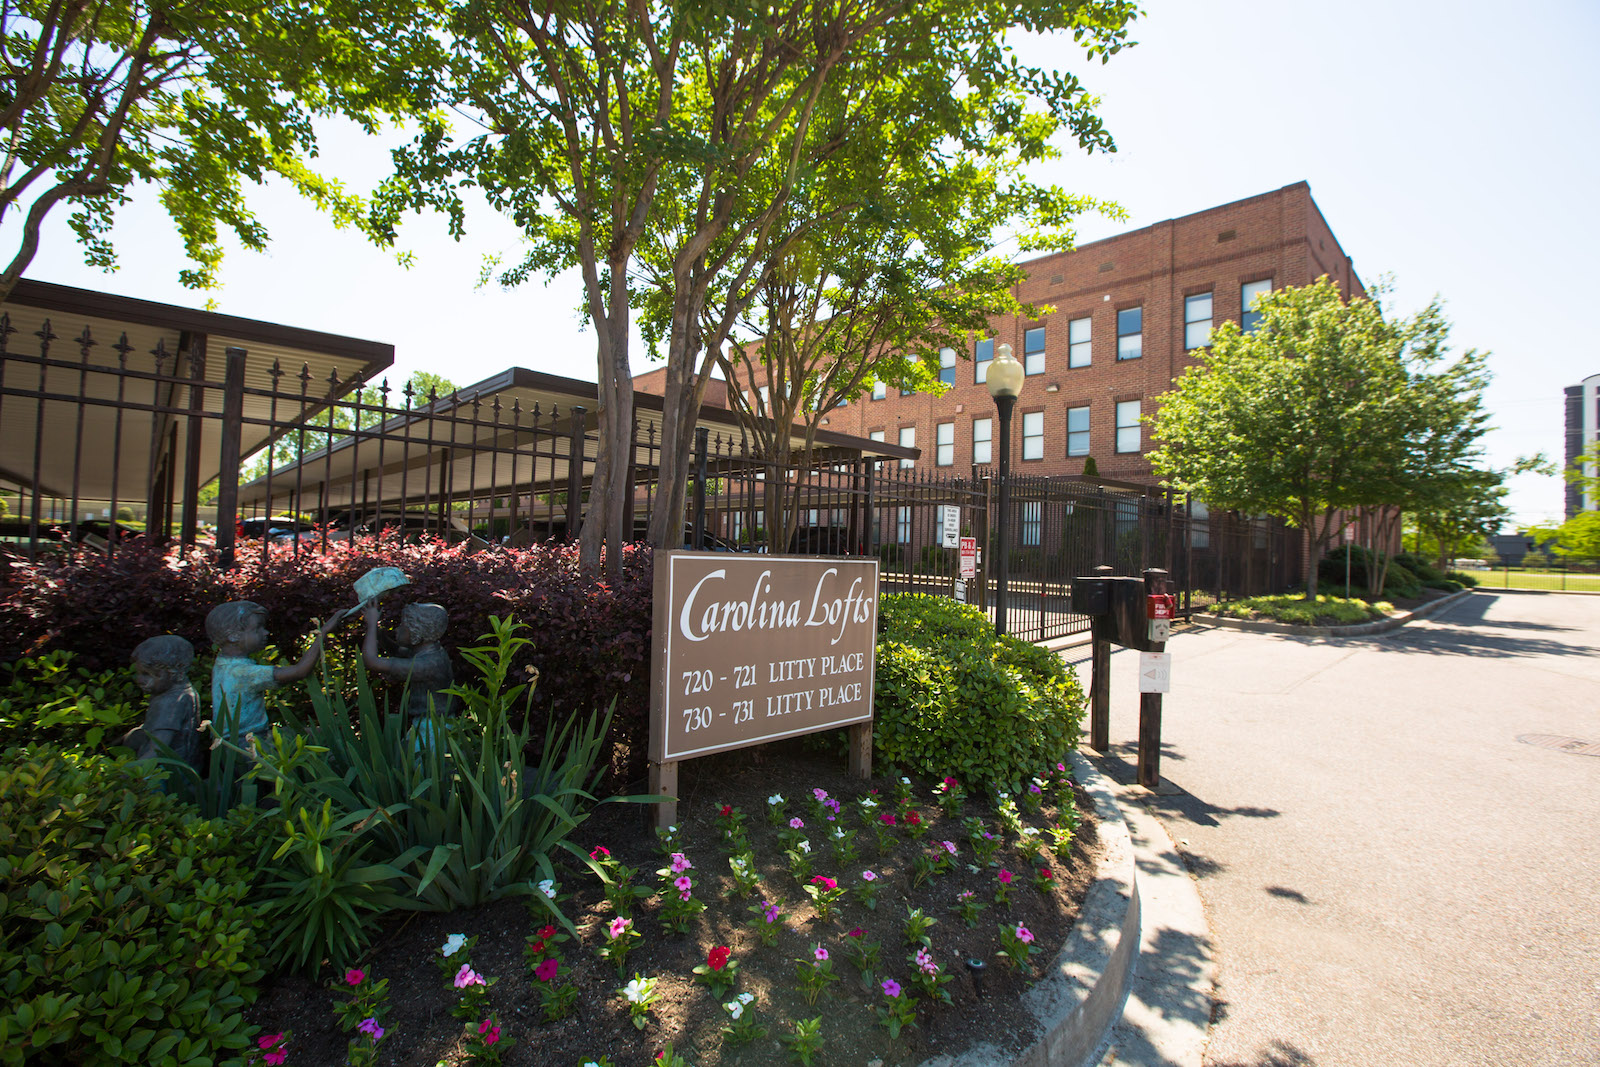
xmin=647 ymin=552 xmax=880 ymax=830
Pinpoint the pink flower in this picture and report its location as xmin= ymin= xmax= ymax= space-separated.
xmin=813 ymin=946 xmax=829 ymax=961
xmin=670 ymin=852 xmax=692 ymax=873
xmin=258 ymin=1034 xmax=284 ymax=1051
xmin=789 ymin=817 xmax=805 ymax=829
xmin=344 ymin=968 xmax=365 ymax=986
xmin=811 ymin=875 xmax=837 ymax=890
xmin=941 ymin=840 xmax=956 ymax=855
xmin=862 ymin=869 xmax=877 ymax=881
xmin=607 ymin=916 xmax=631 ymax=939
xmin=1016 ymin=924 xmax=1035 ymax=944
xmin=264 ymin=1051 xmax=286 ymax=1067
xmin=678 ymin=888 xmax=691 ymax=902
xmin=674 ymin=874 xmax=693 ymax=893
xmin=590 ymin=845 xmax=610 ymax=860
xmin=943 ymin=776 xmax=958 ymax=788
xmin=882 ymin=978 xmax=902 ymax=997
xmin=358 ymin=1017 xmax=384 ymax=1040
xmin=478 ymin=1017 xmax=501 ymax=1044
xmin=535 ymin=957 xmax=559 ymax=982
xmin=812 ymin=788 xmax=829 ymax=803
xmin=454 ymin=963 xmax=485 ymax=988
xmin=879 ymin=813 xmax=896 ymax=826
xmin=998 ymin=869 xmax=1014 ymax=884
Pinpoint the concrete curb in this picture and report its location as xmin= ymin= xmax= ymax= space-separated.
xmin=925 ymin=752 xmax=1141 ymax=1067
xmin=1189 ymin=586 xmax=1473 ymax=637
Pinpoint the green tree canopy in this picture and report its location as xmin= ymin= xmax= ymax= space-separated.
xmin=1148 ymin=278 xmax=1494 ymax=598
xmin=374 ymin=0 xmax=1137 ymax=574
xmin=1529 ymin=510 xmax=1600 ymax=560
xmin=0 ymin=0 xmax=437 ymax=301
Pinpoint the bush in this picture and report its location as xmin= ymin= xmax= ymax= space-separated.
xmin=1445 ymin=570 xmax=1479 ymax=588
xmin=1424 ymin=579 xmax=1464 ymax=593
xmin=1217 ymin=593 xmax=1391 ymax=626
xmin=0 ymin=651 xmax=143 ymax=754
xmin=872 ymin=595 xmax=1085 ymax=793
xmin=1318 ymin=545 xmax=1421 ymax=598
xmin=0 ymin=746 xmax=265 ymax=1064
xmin=0 ymin=538 xmax=653 ymax=784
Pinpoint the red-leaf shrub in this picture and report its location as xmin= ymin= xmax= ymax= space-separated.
xmin=0 ymin=538 xmax=655 ymax=783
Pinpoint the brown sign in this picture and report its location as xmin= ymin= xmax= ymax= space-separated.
xmin=649 ymin=551 xmax=879 ymax=763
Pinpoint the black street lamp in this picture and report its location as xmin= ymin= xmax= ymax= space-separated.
xmin=985 ymin=342 xmax=1024 ymax=635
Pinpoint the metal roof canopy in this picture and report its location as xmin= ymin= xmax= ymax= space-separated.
xmin=0 ymin=279 xmax=393 ymax=503
xmin=235 ymin=365 xmax=920 ymax=512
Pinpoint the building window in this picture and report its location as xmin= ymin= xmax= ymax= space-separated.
xmin=869 ymin=430 xmax=885 ymax=442
xmin=972 ymin=417 xmax=992 ymax=465
xmin=1022 ymin=411 xmax=1044 ymax=460
xmin=939 ymin=346 xmax=956 ymax=385
xmin=758 ymin=385 xmax=770 ymax=411
xmin=900 ymin=384 xmax=913 ymax=397
xmin=1116 ymin=307 xmax=1142 ymax=360
xmin=1184 ymin=292 xmax=1213 ymax=350
xmin=806 ymin=508 xmax=819 ymax=526
xmin=872 ymin=380 xmax=886 ymax=400
xmin=1189 ymin=499 xmax=1210 ymax=549
xmin=1115 ymin=400 xmax=1141 ymax=453
xmin=897 ymin=506 xmax=911 ymax=544
xmin=1069 ymin=316 xmax=1091 ymax=368
xmin=1067 ymin=405 xmax=1090 ymax=456
xmin=974 ymin=337 xmax=993 ymax=384
xmin=899 ymin=426 xmax=915 ymax=468
xmin=1022 ymin=501 xmax=1041 ymax=546
xmin=936 ymin=421 xmax=954 ymax=466
xmin=1023 ymin=325 xmax=1045 ymax=375
xmin=1241 ymin=279 xmax=1272 ymax=333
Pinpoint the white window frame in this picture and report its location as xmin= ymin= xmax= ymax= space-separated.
xmin=1068 ymin=316 xmax=1091 ymax=368
xmin=1184 ymin=292 xmax=1213 ymax=350
xmin=1117 ymin=307 xmax=1142 ymax=361
xmin=1021 ymin=410 xmax=1044 ymax=460
xmin=872 ymin=379 xmax=887 ymax=400
xmin=1022 ymin=501 xmax=1042 ymax=546
xmin=1115 ymin=400 xmax=1141 ymax=453
xmin=936 ymin=421 xmax=955 ymax=466
xmin=1023 ymin=325 xmax=1045 ymax=376
xmin=939 ymin=346 xmax=956 ymax=385
xmin=972 ymin=417 xmax=992 ymax=465
xmin=1241 ymin=279 xmax=1272 ymax=333
xmin=1067 ymin=405 xmax=1090 ymax=456
xmin=899 ymin=425 xmax=915 ymax=469
xmin=897 ymin=506 xmax=911 ymax=544
xmin=974 ymin=337 xmax=994 ymax=384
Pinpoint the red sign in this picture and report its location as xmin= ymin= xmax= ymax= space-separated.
xmin=1147 ymin=593 xmax=1175 ymax=620
xmin=959 ymin=536 xmax=977 ymax=579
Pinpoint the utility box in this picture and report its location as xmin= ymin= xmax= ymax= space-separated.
xmin=1070 ymin=576 xmax=1110 ymax=616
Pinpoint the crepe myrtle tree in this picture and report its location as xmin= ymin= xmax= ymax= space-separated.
xmin=0 ymin=0 xmax=438 ymax=302
xmin=373 ymin=0 xmax=1137 ymax=575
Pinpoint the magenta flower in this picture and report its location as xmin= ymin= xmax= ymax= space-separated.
xmin=882 ymin=978 xmax=902 ymax=997
xmin=358 ymin=1017 xmax=384 ymax=1040
xmin=998 ymin=869 xmax=1014 ymax=885
xmin=607 ymin=916 xmax=631 ymax=939
xmin=478 ymin=1017 xmax=501 ymax=1044
xmin=674 ymin=874 xmax=693 ymax=893
xmin=258 ymin=1034 xmax=284 ymax=1051
xmin=454 ymin=963 xmax=485 ymax=988
xmin=813 ymin=946 xmax=829 ymax=961
xmin=670 ymin=852 xmax=692 ymax=873
xmin=535 ymin=957 xmax=560 ymax=982
xmin=344 ymin=968 xmax=365 ymax=986
xmin=847 ymin=927 xmax=865 ymax=938
xmin=811 ymin=875 xmax=837 ymax=890
xmin=1016 ymin=924 xmax=1035 ymax=944
xmin=264 ymin=1051 xmax=286 ymax=1067
xmin=879 ymin=813 xmax=896 ymax=825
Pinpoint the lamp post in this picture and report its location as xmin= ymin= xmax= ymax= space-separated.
xmin=986 ymin=342 xmax=1024 ymax=635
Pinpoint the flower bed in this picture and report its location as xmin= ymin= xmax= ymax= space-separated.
xmin=246 ymin=742 xmax=1100 ymax=1066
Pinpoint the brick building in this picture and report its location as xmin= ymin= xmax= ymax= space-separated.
xmin=641 ymin=182 xmax=1365 ymax=488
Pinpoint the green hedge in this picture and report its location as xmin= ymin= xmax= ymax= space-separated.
xmin=0 ymin=747 xmax=264 ymax=1065
xmin=873 ymin=595 xmax=1085 ymax=793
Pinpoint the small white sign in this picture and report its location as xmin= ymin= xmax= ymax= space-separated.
xmin=940 ymin=505 xmax=960 ymax=549
xmin=1148 ymin=618 xmax=1171 ymax=643
xmin=1138 ymin=651 xmax=1171 ymax=694
xmin=953 ymin=578 xmax=967 ymax=603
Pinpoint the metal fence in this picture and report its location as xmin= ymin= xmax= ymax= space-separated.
xmin=1 ymin=317 xmax=1305 ymax=643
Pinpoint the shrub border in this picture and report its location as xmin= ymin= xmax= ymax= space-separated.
xmin=1191 ymin=587 xmax=1474 ymax=637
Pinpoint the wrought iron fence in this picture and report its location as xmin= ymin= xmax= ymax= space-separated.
xmin=1 ymin=316 xmax=1306 ymax=643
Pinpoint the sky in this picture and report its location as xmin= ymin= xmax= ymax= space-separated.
xmin=6 ymin=0 xmax=1596 ymax=528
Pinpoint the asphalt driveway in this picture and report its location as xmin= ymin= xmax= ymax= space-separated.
xmin=1067 ymin=591 xmax=1600 ymax=1067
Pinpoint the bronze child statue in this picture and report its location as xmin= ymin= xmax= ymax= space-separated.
xmin=205 ymin=600 xmax=336 ymax=749
xmin=120 ymin=634 xmax=203 ymax=769
xmin=362 ymin=600 xmax=454 ymax=747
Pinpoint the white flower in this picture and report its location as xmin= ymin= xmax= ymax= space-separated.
xmin=538 ymin=878 xmax=556 ymax=898
xmin=1021 ymin=827 xmax=1040 ymax=838
xmin=669 ymin=825 xmax=678 ymax=833
xmin=737 ymin=992 xmax=754 ymax=1005
xmin=726 ymin=1000 xmax=744 ymax=1020
xmin=900 ymin=776 xmax=910 ymax=785
xmin=623 ymin=977 xmax=652 ymax=1003
xmin=833 ymin=828 xmax=845 ymax=839
xmin=441 ymin=933 xmax=466 ymax=958
xmin=768 ymin=793 xmax=784 ymax=805
xmin=860 ymin=797 xmax=877 ymax=808
xmin=798 ymin=840 xmax=811 ymax=853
